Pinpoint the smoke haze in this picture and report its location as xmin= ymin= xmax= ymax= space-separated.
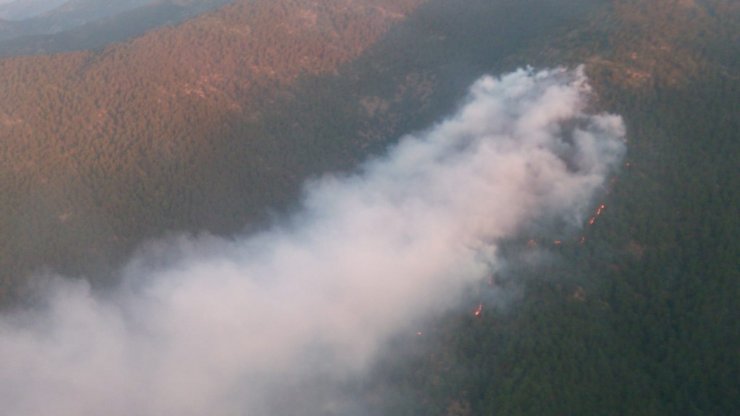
xmin=0 ymin=1 xmax=153 ymax=21
xmin=0 ymin=67 xmax=625 ymax=415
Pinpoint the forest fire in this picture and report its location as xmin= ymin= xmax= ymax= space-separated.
xmin=473 ymin=303 xmax=483 ymax=318
xmin=588 ymin=203 xmax=607 ymax=225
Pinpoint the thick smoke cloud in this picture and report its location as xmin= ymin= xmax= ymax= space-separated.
xmin=0 ymin=67 xmax=625 ymax=415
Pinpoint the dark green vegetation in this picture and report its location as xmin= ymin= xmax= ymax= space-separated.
xmin=362 ymin=1 xmax=740 ymax=414
xmin=368 ymin=72 xmax=739 ymax=416
xmin=0 ymin=0 xmax=737 ymax=414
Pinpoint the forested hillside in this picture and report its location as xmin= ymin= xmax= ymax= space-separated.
xmin=0 ymin=0 xmax=426 ymax=298
xmin=0 ymin=0 xmax=592 ymax=299
xmin=0 ymin=0 xmax=737 ymax=414
xmin=358 ymin=1 xmax=740 ymax=414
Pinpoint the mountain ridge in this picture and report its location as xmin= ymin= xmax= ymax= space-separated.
xmin=0 ymin=0 xmax=231 ymax=51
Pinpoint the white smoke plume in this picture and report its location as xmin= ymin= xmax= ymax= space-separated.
xmin=0 ymin=67 xmax=625 ymax=415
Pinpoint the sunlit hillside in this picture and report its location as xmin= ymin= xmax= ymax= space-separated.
xmin=0 ymin=0 xmax=426 ymax=296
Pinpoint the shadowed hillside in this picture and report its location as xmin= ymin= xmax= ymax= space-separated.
xmin=356 ymin=1 xmax=740 ymax=414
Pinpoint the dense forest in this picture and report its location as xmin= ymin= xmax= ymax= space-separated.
xmin=359 ymin=1 xmax=740 ymax=414
xmin=0 ymin=0 xmax=426 ymax=297
xmin=0 ymin=0 xmax=737 ymax=414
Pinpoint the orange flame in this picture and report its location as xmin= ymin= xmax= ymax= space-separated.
xmin=588 ymin=203 xmax=606 ymax=225
xmin=473 ymin=303 xmax=483 ymax=318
